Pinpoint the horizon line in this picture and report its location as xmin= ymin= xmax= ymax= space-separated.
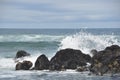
xmin=0 ymin=27 xmax=120 ymax=29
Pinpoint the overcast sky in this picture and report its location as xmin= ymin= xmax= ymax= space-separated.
xmin=0 ymin=0 xmax=120 ymax=28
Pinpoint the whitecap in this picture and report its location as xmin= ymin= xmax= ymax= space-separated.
xmin=59 ymin=31 xmax=120 ymax=56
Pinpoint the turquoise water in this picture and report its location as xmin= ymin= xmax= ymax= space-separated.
xmin=0 ymin=28 xmax=120 ymax=80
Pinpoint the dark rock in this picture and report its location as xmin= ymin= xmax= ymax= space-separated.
xmin=90 ymin=45 xmax=120 ymax=75
xmin=15 ymin=50 xmax=30 ymax=58
xmin=16 ymin=62 xmax=22 ymax=70
xmin=76 ymin=66 xmax=88 ymax=72
xmin=105 ymin=45 xmax=120 ymax=51
xmin=49 ymin=48 xmax=91 ymax=70
xmin=16 ymin=61 xmax=33 ymax=70
xmin=65 ymin=59 xmax=87 ymax=69
xmin=90 ymin=62 xmax=109 ymax=76
xmin=90 ymin=49 xmax=98 ymax=56
xmin=34 ymin=54 xmax=50 ymax=70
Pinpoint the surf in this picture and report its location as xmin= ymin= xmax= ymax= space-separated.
xmin=59 ymin=31 xmax=120 ymax=56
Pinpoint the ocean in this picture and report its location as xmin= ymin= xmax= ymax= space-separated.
xmin=0 ymin=28 xmax=120 ymax=80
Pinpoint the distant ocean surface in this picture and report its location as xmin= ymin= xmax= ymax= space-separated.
xmin=0 ymin=28 xmax=120 ymax=80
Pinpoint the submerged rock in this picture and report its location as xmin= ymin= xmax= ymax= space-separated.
xmin=15 ymin=50 xmax=30 ymax=58
xmin=49 ymin=48 xmax=91 ymax=70
xmin=16 ymin=61 xmax=33 ymax=70
xmin=34 ymin=54 xmax=50 ymax=70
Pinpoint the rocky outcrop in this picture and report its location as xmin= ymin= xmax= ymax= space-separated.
xmin=16 ymin=61 xmax=33 ymax=70
xmin=34 ymin=54 xmax=50 ymax=70
xmin=14 ymin=44 xmax=120 ymax=76
xmin=90 ymin=45 xmax=120 ymax=76
xmin=49 ymin=48 xmax=91 ymax=70
xmin=15 ymin=50 xmax=30 ymax=58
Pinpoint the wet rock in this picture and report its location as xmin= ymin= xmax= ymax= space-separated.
xmin=65 ymin=59 xmax=87 ymax=69
xmin=90 ymin=62 xmax=108 ymax=76
xmin=76 ymin=66 xmax=88 ymax=72
xmin=34 ymin=54 xmax=50 ymax=70
xmin=15 ymin=50 xmax=30 ymax=58
xmin=90 ymin=49 xmax=98 ymax=56
xmin=61 ymin=65 xmax=66 ymax=71
xmin=16 ymin=62 xmax=22 ymax=70
xmin=105 ymin=45 xmax=120 ymax=51
xmin=49 ymin=48 xmax=91 ymax=70
xmin=16 ymin=61 xmax=33 ymax=70
xmin=90 ymin=45 xmax=120 ymax=75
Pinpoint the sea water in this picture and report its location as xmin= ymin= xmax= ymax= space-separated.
xmin=0 ymin=28 xmax=120 ymax=80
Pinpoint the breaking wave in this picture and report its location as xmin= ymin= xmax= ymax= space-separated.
xmin=0 ymin=34 xmax=64 ymax=42
xmin=59 ymin=31 xmax=120 ymax=55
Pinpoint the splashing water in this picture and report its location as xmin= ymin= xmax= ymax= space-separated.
xmin=59 ymin=31 xmax=120 ymax=55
